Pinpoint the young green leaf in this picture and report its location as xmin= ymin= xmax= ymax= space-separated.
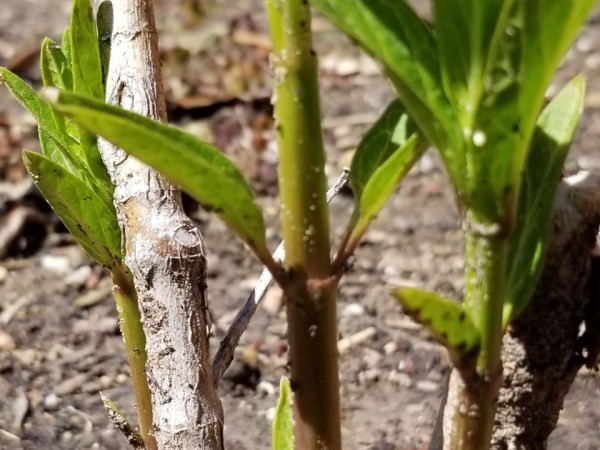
xmin=272 ymin=377 xmax=294 ymax=450
xmin=0 ymin=67 xmax=71 ymax=152
xmin=518 ymin=0 xmax=596 ymax=152
xmin=23 ymin=151 xmax=121 ymax=268
xmin=40 ymin=38 xmax=73 ymax=91
xmin=70 ymin=0 xmax=104 ymax=99
xmin=309 ymin=0 xmax=463 ymax=192
xmin=504 ymin=77 xmax=585 ymax=325
xmin=52 ymin=91 xmax=270 ymax=259
xmin=392 ymin=287 xmax=480 ymax=359
xmin=348 ymin=100 xmax=425 ymax=244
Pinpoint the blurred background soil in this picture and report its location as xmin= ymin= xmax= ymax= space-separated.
xmin=1 ymin=1 xmax=600 ymax=449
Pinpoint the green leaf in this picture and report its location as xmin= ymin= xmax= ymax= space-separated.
xmin=40 ymin=38 xmax=73 ymax=91
xmin=0 ymin=67 xmax=71 ymax=152
xmin=23 ymin=151 xmax=121 ymax=267
xmin=70 ymin=0 xmax=103 ymax=99
xmin=433 ymin=0 xmax=512 ymax=124
xmin=504 ymin=76 xmax=584 ymax=325
xmin=272 ymin=377 xmax=294 ymax=450
xmin=392 ymin=287 xmax=480 ymax=358
xmin=519 ymin=0 xmax=596 ymax=148
xmin=462 ymin=0 xmax=595 ymax=222
xmin=53 ymin=91 xmax=270 ymax=258
xmin=349 ymin=100 xmax=425 ymax=242
xmin=38 ymin=127 xmax=82 ymax=174
xmin=309 ymin=0 xmax=462 ymax=181
xmin=68 ymin=0 xmax=113 ymax=191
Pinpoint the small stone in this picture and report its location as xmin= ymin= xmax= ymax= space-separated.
xmin=341 ymin=302 xmax=365 ymax=318
xmin=362 ymin=348 xmax=382 ymax=369
xmin=65 ymin=266 xmax=92 ymax=286
xmin=383 ymin=341 xmax=398 ymax=355
xmin=586 ymin=53 xmax=600 ymax=70
xmin=264 ymin=406 xmax=276 ymax=422
xmin=40 ymin=255 xmax=71 ymax=275
xmin=116 ymin=373 xmax=129 ymax=384
xmin=358 ymin=368 xmax=381 ymax=383
xmin=0 ymin=330 xmax=16 ymax=351
xmin=262 ymin=285 xmax=283 ymax=315
xmin=257 ymin=380 xmax=276 ymax=397
xmin=43 ymin=393 xmax=61 ymax=412
xmin=388 ymin=370 xmax=412 ymax=387
xmin=415 ymin=379 xmax=440 ymax=393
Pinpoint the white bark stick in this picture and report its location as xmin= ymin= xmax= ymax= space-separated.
xmin=96 ymin=1 xmax=224 ymax=448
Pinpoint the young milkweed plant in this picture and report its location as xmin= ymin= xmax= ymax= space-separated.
xmin=308 ymin=0 xmax=597 ymax=448
xmin=2 ymin=0 xmax=599 ymax=449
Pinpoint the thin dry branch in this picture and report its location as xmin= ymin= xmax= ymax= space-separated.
xmin=211 ymin=169 xmax=350 ymax=385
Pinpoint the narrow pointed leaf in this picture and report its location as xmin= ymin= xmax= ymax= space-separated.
xmin=504 ymin=77 xmax=584 ymax=324
xmin=392 ymin=287 xmax=480 ymax=357
xmin=23 ymin=151 xmax=121 ymax=267
xmin=349 ymin=100 xmax=425 ymax=241
xmin=38 ymin=127 xmax=83 ymax=174
xmin=68 ymin=0 xmax=113 ymax=190
xmin=0 ymin=67 xmax=70 ymax=151
xmin=70 ymin=0 xmax=103 ymax=99
xmin=40 ymin=38 xmax=73 ymax=91
xmin=272 ymin=377 xmax=294 ymax=450
xmin=53 ymin=91 xmax=270 ymax=258
xmin=309 ymin=0 xmax=461 ymax=174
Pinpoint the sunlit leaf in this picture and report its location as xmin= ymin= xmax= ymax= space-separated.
xmin=349 ymin=100 xmax=425 ymax=243
xmin=504 ymin=77 xmax=584 ymax=325
xmin=272 ymin=377 xmax=294 ymax=450
xmin=70 ymin=0 xmax=103 ymax=99
xmin=392 ymin=287 xmax=480 ymax=359
xmin=0 ymin=67 xmax=71 ymax=152
xmin=309 ymin=0 xmax=463 ymax=188
xmin=68 ymin=0 xmax=113 ymax=190
xmin=23 ymin=151 xmax=121 ymax=267
xmin=53 ymin=91 xmax=270 ymax=259
xmin=40 ymin=38 xmax=73 ymax=91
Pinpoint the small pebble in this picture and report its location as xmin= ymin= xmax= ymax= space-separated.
xmin=264 ymin=406 xmax=276 ymax=422
xmin=116 ymin=373 xmax=129 ymax=384
xmin=257 ymin=380 xmax=276 ymax=397
xmin=358 ymin=368 xmax=381 ymax=383
xmin=341 ymin=302 xmax=365 ymax=318
xmin=0 ymin=330 xmax=16 ymax=351
xmin=415 ymin=379 xmax=440 ymax=393
xmin=388 ymin=370 xmax=412 ymax=387
xmin=40 ymin=255 xmax=71 ymax=275
xmin=65 ymin=265 xmax=92 ymax=286
xmin=383 ymin=341 xmax=398 ymax=355
xmin=43 ymin=393 xmax=61 ymax=412
xmin=362 ymin=348 xmax=382 ymax=368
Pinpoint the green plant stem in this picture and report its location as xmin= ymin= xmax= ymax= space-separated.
xmin=266 ymin=0 xmax=341 ymax=448
xmin=111 ymin=265 xmax=156 ymax=450
xmin=451 ymin=223 xmax=506 ymax=449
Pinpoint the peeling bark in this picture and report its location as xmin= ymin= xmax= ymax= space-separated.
xmin=95 ymin=1 xmax=224 ymax=448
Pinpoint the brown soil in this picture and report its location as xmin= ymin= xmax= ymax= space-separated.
xmin=1 ymin=1 xmax=600 ymax=449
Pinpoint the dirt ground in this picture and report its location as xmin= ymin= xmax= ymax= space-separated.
xmin=1 ymin=1 xmax=600 ymax=449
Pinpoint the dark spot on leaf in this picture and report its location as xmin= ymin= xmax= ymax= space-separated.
xmin=441 ymin=311 xmax=451 ymax=322
xmin=512 ymin=123 xmax=520 ymax=133
xmin=458 ymin=310 xmax=466 ymax=321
